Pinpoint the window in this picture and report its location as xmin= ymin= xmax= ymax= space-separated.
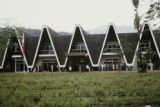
xmin=140 ymin=40 xmax=151 ymax=52
xmin=103 ymin=41 xmax=120 ymax=53
xmin=13 ymin=46 xmax=21 ymax=55
xmin=39 ymin=43 xmax=54 ymax=54
xmin=42 ymin=59 xmax=58 ymax=71
xmin=71 ymin=42 xmax=87 ymax=52
xmin=104 ymin=59 xmax=119 ymax=64
xmin=15 ymin=60 xmax=25 ymax=72
xmin=103 ymin=58 xmax=120 ymax=70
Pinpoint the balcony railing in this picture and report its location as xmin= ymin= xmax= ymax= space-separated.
xmin=140 ymin=47 xmax=150 ymax=52
xmin=140 ymin=41 xmax=151 ymax=52
xmin=71 ymin=49 xmax=87 ymax=53
xmin=39 ymin=50 xmax=55 ymax=54
xmin=12 ymin=51 xmax=21 ymax=55
xmin=103 ymin=48 xmax=120 ymax=53
xmin=103 ymin=42 xmax=120 ymax=53
xmin=71 ymin=44 xmax=87 ymax=53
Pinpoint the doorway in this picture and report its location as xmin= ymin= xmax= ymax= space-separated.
xmin=104 ymin=58 xmax=120 ymax=71
xmin=42 ymin=60 xmax=58 ymax=72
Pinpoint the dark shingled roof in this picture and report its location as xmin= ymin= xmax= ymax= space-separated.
xmin=85 ymin=33 xmax=105 ymax=64
xmin=106 ymin=26 xmax=117 ymax=41
xmin=0 ymin=48 xmax=6 ymax=67
xmin=47 ymin=27 xmax=72 ymax=65
xmin=103 ymin=25 xmax=120 ymax=50
xmin=118 ymin=33 xmax=139 ymax=63
xmin=152 ymin=30 xmax=160 ymax=53
xmin=16 ymin=28 xmax=41 ymax=66
xmin=141 ymin=24 xmax=159 ymax=55
xmin=80 ymin=26 xmax=105 ymax=64
xmin=24 ymin=35 xmax=39 ymax=66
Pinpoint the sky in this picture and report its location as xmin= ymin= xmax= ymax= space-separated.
xmin=0 ymin=0 xmax=151 ymax=32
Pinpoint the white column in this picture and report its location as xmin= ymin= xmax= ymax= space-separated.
xmin=101 ymin=64 xmax=105 ymax=71
xmin=58 ymin=66 xmax=61 ymax=72
xmin=37 ymin=66 xmax=39 ymax=72
xmin=150 ymin=59 xmax=153 ymax=71
xmin=51 ymin=65 xmax=53 ymax=72
xmin=23 ymin=61 xmax=25 ymax=72
xmin=69 ymin=66 xmax=72 ymax=71
xmin=15 ymin=59 xmax=16 ymax=72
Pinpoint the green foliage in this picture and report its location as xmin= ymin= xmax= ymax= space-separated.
xmin=121 ymin=40 xmax=137 ymax=61
xmin=0 ymin=27 xmax=22 ymax=52
xmin=132 ymin=0 xmax=141 ymax=32
xmin=141 ymin=0 xmax=160 ymax=29
xmin=0 ymin=72 xmax=160 ymax=106
xmin=134 ymin=13 xmax=141 ymax=32
xmin=145 ymin=1 xmax=160 ymax=22
xmin=137 ymin=60 xmax=147 ymax=73
xmin=137 ymin=48 xmax=156 ymax=73
xmin=132 ymin=0 xmax=139 ymax=9
xmin=121 ymin=41 xmax=136 ymax=54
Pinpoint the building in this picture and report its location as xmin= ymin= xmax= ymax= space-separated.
xmin=0 ymin=23 xmax=160 ymax=72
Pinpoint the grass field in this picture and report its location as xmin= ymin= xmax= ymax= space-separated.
xmin=0 ymin=71 xmax=160 ymax=107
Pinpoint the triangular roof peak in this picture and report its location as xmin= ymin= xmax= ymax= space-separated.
xmin=27 ymin=26 xmax=60 ymax=68
xmin=75 ymin=24 xmax=82 ymax=27
xmin=42 ymin=25 xmax=49 ymax=28
xmin=0 ymin=35 xmax=27 ymax=69
xmin=131 ymin=23 xmax=160 ymax=66
xmin=143 ymin=21 xmax=150 ymax=25
xmin=108 ymin=22 xmax=115 ymax=26
xmin=97 ymin=23 xmax=129 ymax=66
xmin=64 ymin=24 xmax=96 ymax=67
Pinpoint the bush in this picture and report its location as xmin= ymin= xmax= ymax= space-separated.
xmin=138 ymin=61 xmax=147 ymax=73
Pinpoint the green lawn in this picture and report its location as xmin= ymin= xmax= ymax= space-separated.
xmin=0 ymin=71 xmax=160 ymax=107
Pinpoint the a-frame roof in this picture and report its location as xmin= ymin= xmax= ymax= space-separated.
xmin=132 ymin=23 xmax=160 ymax=65
xmin=141 ymin=23 xmax=160 ymax=57
xmin=17 ymin=27 xmax=72 ymax=68
xmin=1 ymin=23 xmax=159 ymax=70
xmin=30 ymin=26 xmax=61 ymax=68
xmin=152 ymin=30 xmax=160 ymax=56
xmin=16 ymin=28 xmax=41 ymax=67
xmin=65 ymin=25 xmax=96 ymax=66
xmin=0 ymin=35 xmax=26 ymax=69
xmin=98 ymin=24 xmax=128 ymax=66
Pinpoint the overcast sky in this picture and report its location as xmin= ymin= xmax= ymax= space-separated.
xmin=0 ymin=0 xmax=151 ymax=32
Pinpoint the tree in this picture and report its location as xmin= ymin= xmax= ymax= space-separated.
xmin=0 ymin=27 xmax=22 ymax=52
xmin=133 ymin=0 xmax=160 ymax=72
xmin=0 ymin=28 xmax=15 ymax=50
xmin=132 ymin=0 xmax=141 ymax=32
xmin=144 ymin=0 xmax=160 ymax=29
xmin=137 ymin=47 xmax=156 ymax=73
xmin=134 ymin=0 xmax=160 ymax=29
xmin=132 ymin=0 xmax=139 ymax=9
xmin=0 ymin=18 xmax=19 ymax=28
xmin=0 ymin=18 xmax=23 ymax=52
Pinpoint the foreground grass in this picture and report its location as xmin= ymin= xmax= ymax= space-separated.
xmin=0 ymin=71 xmax=160 ymax=107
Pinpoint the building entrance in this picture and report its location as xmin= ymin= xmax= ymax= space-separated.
xmin=103 ymin=58 xmax=120 ymax=71
xmin=15 ymin=59 xmax=26 ymax=72
xmin=67 ymin=56 xmax=91 ymax=71
xmin=42 ymin=60 xmax=58 ymax=72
